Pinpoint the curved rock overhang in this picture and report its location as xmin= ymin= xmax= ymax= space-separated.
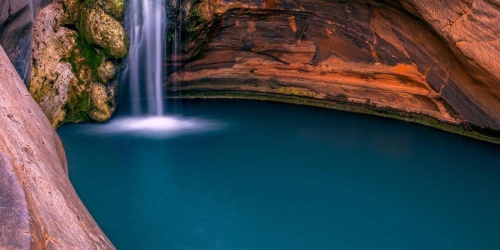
xmin=168 ymin=0 xmax=500 ymax=136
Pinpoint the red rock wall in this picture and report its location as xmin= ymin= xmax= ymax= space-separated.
xmin=169 ymin=0 xmax=500 ymax=132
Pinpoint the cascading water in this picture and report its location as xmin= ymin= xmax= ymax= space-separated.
xmin=106 ymin=0 xmax=218 ymax=136
xmin=127 ymin=0 xmax=166 ymax=116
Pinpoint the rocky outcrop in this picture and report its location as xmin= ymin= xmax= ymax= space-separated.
xmin=0 ymin=45 xmax=114 ymax=248
xmin=29 ymin=0 xmax=127 ymax=127
xmin=168 ymin=0 xmax=500 ymax=136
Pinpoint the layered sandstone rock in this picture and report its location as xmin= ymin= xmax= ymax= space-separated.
xmin=168 ymin=0 xmax=500 ymax=134
xmin=29 ymin=0 xmax=127 ymax=127
xmin=400 ymin=0 xmax=500 ymax=131
xmin=0 ymin=45 xmax=114 ymax=248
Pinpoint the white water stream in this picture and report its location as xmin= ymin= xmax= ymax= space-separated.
xmin=112 ymin=0 xmax=218 ymax=135
xmin=127 ymin=0 xmax=166 ymax=116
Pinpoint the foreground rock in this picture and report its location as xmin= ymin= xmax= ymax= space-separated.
xmin=0 ymin=45 xmax=114 ymax=249
xmin=168 ymin=0 xmax=500 ymax=136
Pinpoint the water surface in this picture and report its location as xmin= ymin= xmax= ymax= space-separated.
xmin=58 ymin=99 xmax=500 ymax=250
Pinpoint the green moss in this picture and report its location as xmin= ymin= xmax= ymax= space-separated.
xmin=184 ymin=0 xmax=212 ymax=33
xmin=170 ymin=90 xmax=500 ymax=145
xmin=275 ymin=87 xmax=317 ymax=98
xmin=60 ymin=0 xmax=81 ymax=25
xmin=65 ymin=33 xmax=104 ymax=81
xmin=63 ymin=87 xmax=93 ymax=123
xmin=86 ymin=0 xmax=125 ymax=19
xmin=59 ymin=33 xmax=104 ymax=124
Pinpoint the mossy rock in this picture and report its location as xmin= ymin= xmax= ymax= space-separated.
xmin=89 ymin=83 xmax=113 ymax=122
xmin=64 ymin=83 xmax=92 ymax=123
xmin=90 ymin=0 xmax=125 ymax=19
xmin=98 ymin=59 xmax=116 ymax=82
xmin=185 ymin=0 xmax=214 ymax=33
xmin=60 ymin=0 xmax=81 ymax=25
xmin=80 ymin=7 xmax=128 ymax=59
xmin=68 ymin=35 xmax=102 ymax=82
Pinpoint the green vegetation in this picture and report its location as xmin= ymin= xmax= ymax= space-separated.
xmin=64 ymin=87 xmax=93 ymax=123
xmin=185 ymin=0 xmax=213 ymax=33
xmin=67 ymin=34 xmax=104 ymax=80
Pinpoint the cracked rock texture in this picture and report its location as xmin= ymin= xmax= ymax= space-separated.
xmin=169 ymin=0 xmax=500 ymax=132
xmin=0 ymin=45 xmax=114 ymax=249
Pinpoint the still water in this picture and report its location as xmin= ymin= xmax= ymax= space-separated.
xmin=57 ymin=99 xmax=500 ymax=250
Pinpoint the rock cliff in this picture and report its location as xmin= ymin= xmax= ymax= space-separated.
xmin=0 ymin=45 xmax=114 ymax=249
xmin=168 ymin=0 xmax=500 ymax=137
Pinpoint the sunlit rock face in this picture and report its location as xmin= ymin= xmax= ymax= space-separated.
xmin=169 ymin=0 xmax=500 ymax=133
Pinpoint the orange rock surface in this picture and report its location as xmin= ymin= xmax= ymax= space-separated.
xmin=169 ymin=0 xmax=500 ymax=132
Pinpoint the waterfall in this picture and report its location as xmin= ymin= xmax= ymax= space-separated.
xmin=108 ymin=0 xmax=218 ymax=135
xmin=127 ymin=0 xmax=166 ymax=116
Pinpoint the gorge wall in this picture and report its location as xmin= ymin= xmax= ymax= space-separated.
xmin=0 ymin=45 xmax=114 ymax=249
xmin=168 ymin=0 xmax=500 ymax=137
xmin=0 ymin=0 xmax=499 ymax=248
xmin=3 ymin=0 xmax=499 ymax=136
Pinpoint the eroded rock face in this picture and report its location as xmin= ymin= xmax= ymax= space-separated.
xmin=30 ymin=0 xmax=127 ymax=127
xmin=0 ymin=45 xmax=114 ymax=249
xmin=169 ymin=0 xmax=500 ymax=133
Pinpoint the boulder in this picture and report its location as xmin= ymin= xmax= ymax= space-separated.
xmin=80 ymin=6 xmax=128 ymax=59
